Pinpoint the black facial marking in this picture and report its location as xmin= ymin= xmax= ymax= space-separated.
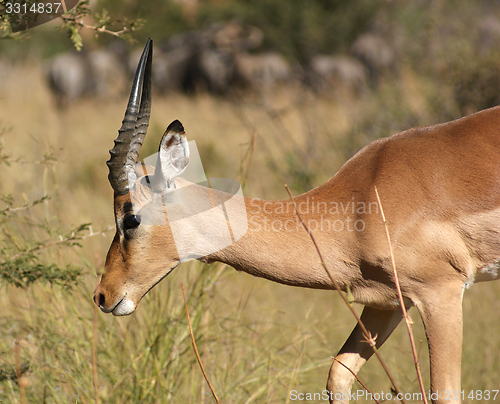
xmin=123 ymin=202 xmax=133 ymax=213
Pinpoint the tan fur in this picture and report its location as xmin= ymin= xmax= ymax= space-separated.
xmin=96 ymin=106 xmax=500 ymax=403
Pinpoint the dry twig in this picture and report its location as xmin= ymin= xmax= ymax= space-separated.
xmin=374 ymin=186 xmax=428 ymax=404
xmin=181 ymin=284 xmax=221 ymax=404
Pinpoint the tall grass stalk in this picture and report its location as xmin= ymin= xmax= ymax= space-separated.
xmin=181 ymin=284 xmax=220 ymax=404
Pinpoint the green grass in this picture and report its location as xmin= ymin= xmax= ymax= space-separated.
xmin=2 ymin=259 xmax=498 ymax=403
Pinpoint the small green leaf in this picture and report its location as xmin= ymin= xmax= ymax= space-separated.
xmin=69 ymin=25 xmax=83 ymax=51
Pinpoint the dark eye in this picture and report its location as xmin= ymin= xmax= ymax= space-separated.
xmin=123 ymin=214 xmax=141 ymax=230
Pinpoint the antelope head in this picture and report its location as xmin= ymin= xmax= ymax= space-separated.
xmin=94 ymin=39 xmax=194 ymax=316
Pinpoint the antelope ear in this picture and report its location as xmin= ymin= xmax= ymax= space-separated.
xmin=152 ymin=120 xmax=190 ymax=191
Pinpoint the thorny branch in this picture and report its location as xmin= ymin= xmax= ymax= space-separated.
xmin=1 ymin=224 xmax=114 ymax=264
xmin=0 ymin=195 xmax=49 ymax=216
xmin=57 ymin=0 xmax=144 ymax=50
xmin=0 ymin=141 xmax=59 ymax=167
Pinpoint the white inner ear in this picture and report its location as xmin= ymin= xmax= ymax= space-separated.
xmin=157 ymin=132 xmax=190 ymax=189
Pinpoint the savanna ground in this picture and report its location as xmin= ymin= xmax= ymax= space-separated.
xmin=2 ymin=8 xmax=500 ymax=403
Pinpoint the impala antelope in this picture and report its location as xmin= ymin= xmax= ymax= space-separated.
xmin=94 ymin=38 xmax=500 ymax=404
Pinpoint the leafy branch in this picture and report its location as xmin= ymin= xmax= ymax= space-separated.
xmin=0 ymin=152 xmax=58 ymax=166
xmin=0 ymin=256 xmax=82 ymax=289
xmin=2 ymin=223 xmax=113 ymax=262
xmin=0 ymin=0 xmax=27 ymax=41
xmin=0 ymin=0 xmax=143 ymax=49
xmin=57 ymin=0 xmax=144 ymax=50
xmin=0 ymin=195 xmax=49 ymax=218
xmin=0 ymin=131 xmax=113 ymax=289
xmin=0 ymin=223 xmax=113 ymax=289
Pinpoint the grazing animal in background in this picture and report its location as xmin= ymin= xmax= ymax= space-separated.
xmin=234 ymin=52 xmax=291 ymax=91
xmin=45 ymin=44 xmax=128 ymax=107
xmin=132 ymin=22 xmax=285 ymax=95
xmin=351 ymin=33 xmax=396 ymax=86
xmin=94 ymin=39 xmax=500 ymax=404
xmin=310 ymin=54 xmax=368 ymax=95
xmin=44 ymin=52 xmax=93 ymax=108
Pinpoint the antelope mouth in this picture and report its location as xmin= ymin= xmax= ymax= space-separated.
xmin=112 ymin=297 xmax=136 ymax=316
xmin=99 ymin=293 xmax=137 ymax=316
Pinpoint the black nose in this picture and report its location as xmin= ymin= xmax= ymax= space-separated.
xmin=94 ymin=293 xmax=105 ymax=308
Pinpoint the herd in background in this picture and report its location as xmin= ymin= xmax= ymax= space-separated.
xmin=43 ymin=21 xmax=397 ymax=107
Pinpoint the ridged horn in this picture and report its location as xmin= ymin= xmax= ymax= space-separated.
xmin=107 ymin=38 xmax=153 ymax=195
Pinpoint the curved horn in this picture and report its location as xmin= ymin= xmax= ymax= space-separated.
xmin=107 ymin=38 xmax=153 ymax=195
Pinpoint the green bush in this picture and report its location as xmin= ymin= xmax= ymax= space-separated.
xmin=0 ymin=140 xmax=92 ymax=289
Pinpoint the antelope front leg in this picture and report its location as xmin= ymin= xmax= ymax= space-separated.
xmin=327 ymin=306 xmax=403 ymax=404
xmin=416 ymin=282 xmax=464 ymax=404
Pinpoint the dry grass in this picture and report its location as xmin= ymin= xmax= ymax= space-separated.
xmin=0 ymin=58 xmax=499 ymax=403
